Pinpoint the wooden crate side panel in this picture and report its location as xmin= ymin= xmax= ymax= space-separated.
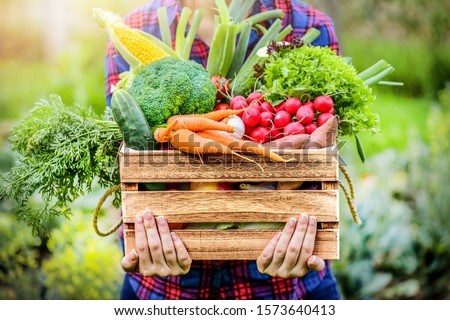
xmin=124 ymin=229 xmax=339 ymax=260
xmin=119 ymin=149 xmax=338 ymax=182
xmin=121 ymin=190 xmax=338 ymax=223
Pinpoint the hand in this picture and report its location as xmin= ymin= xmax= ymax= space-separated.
xmin=121 ymin=210 xmax=192 ymax=277
xmin=256 ymin=214 xmax=325 ymax=278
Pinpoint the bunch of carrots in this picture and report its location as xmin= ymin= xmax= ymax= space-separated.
xmin=153 ymin=107 xmax=339 ymax=167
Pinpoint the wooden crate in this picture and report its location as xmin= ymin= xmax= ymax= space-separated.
xmin=119 ymin=145 xmax=339 ymax=260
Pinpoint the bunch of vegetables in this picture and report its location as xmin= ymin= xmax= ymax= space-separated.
xmin=0 ymin=0 xmax=397 ymax=234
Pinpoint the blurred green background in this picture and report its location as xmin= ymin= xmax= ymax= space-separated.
xmin=0 ymin=0 xmax=449 ymax=299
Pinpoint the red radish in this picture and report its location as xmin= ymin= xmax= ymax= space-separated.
xmin=250 ymin=126 xmax=270 ymax=143
xmin=244 ymin=125 xmax=254 ymax=136
xmin=247 ymin=92 xmax=264 ymax=104
xmin=295 ymin=106 xmax=315 ymax=124
xmin=241 ymin=107 xmax=261 ymax=127
xmin=314 ymin=95 xmax=334 ymax=113
xmin=275 ymin=102 xmax=286 ymax=113
xmin=304 ymin=122 xmax=318 ymax=134
xmin=259 ymin=111 xmax=273 ymax=127
xmin=260 ymin=101 xmax=275 ymax=114
xmin=283 ymin=122 xmax=305 ymax=136
xmin=230 ymin=96 xmax=248 ymax=110
xmin=274 ymin=110 xmax=292 ymax=128
xmin=317 ymin=112 xmax=334 ymax=126
xmin=269 ymin=126 xmax=283 ymax=140
xmin=249 ymin=101 xmax=262 ymax=112
xmin=214 ymin=103 xmax=230 ymax=111
xmin=303 ymin=100 xmax=314 ymax=112
xmin=285 ymin=97 xmax=302 ymax=115
xmin=329 ymin=106 xmax=335 ymax=114
xmin=210 ymin=75 xmax=231 ymax=99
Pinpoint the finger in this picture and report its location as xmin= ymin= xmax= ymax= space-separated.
xmin=156 ymin=216 xmax=178 ymax=267
xmin=307 ymin=255 xmax=325 ymax=272
xmin=121 ymin=249 xmax=139 ymax=272
xmin=143 ymin=210 xmax=164 ymax=264
xmin=171 ymin=232 xmax=192 ymax=273
xmin=297 ymin=215 xmax=318 ymax=266
xmin=271 ymin=218 xmax=297 ymax=268
xmin=257 ymin=232 xmax=282 ymax=273
xmin=134 ymin=213 xmax=152 ymax=267
xmin=283 ymin=213 xmax=309 ymax=269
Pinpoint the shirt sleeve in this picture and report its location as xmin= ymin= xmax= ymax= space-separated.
xmin=310 ymin=11 xmax=340 ymax=55
xmin=104 ymin=42 xmax=131 ymax=108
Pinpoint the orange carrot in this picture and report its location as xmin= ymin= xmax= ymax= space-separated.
xmin=170 ymin=117 xmax=237 ymax=133
xmin=154 ymin=120 xmax=178 ymax=142
xmin=196 ymin=130 xmax=288 ymax=163
xmin=167 ymin=107 xmax=249 ymax=123
xmin=169 ymin=129 xmax=261 ymax=167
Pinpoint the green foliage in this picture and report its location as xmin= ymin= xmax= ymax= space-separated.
xmin=333 ymin=91 xmax=450 ymax=299
xmin=0 ymin=95 xmax=123 ymax=234
xmin=42 ymin=212 xmax=123 ymax=300
xmin=0 ymin=212 xmax=43 ymax=299
xmin=128 ymin=57 xmax=216 ymax=126
xmin=255 ymin=45 xmax=378 ymax=137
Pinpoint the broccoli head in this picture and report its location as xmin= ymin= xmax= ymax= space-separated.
xmin=128 ymin=57 xmax=216 ymax=126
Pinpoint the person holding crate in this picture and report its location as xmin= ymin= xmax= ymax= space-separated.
xmin=105 ymin=0 xmax=341 ymax=300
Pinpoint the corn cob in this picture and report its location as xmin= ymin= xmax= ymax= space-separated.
xmin=93 ymin=8 xmax=169 ymax=68
xmin=111 ymin=23 xmax=168 ymax=65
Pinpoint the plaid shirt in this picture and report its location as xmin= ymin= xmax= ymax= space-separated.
xmin=106 ymin=0 xmax=340 ymax=300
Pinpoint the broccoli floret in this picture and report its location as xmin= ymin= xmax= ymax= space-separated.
xmin=128 ymin=57 xmax=216 ymax=126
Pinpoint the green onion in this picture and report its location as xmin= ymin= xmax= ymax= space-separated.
xmin=182 ymin=9 xmax=205 ymax=60
xmin=157 ymin=7 xmax=172 ymax=48
xmin=215 ymin=0 xmax=230 ymax=24
xmin=219 ymin=24 xmax=237 ymax=76
xmin=238 ymin=10 xmax=284 ymax=33
xmin=248 ymin=18 xmax=282 ymax=58
xmin=206 ymin=23 xmax=228 ymax=76
xmin=274 ymin=25 xmax=293 ymax=41
xmin=364 ymin=66 xmax=395 ymax=86
xmin=227 ymin=21 xmax=252 ymax=79
xmin=301 ymin=27 xmax=321 ymax=44
xmin=232 ymin=0 xmax=256 ymax=23
xmin=357 ymin=60 xmax=391 ymax=81
xmin=175 ymin=7 xmax=192 ymax=56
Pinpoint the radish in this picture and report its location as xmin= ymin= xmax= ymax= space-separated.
xmin=303 ymin=100 xmax=314 ymax=112
xmin=304 ymin=122 xmax=318 ymax=134
xmin=295 ymin=106 xmax=315 ymax=124
xmin=247 ymin=92 xmax=264 ymax=105
xmin=313 ymin=95 xmax=334 ymax=113
xmin=268 ymin=126 xmax=283 ymax=140
xmin=241 ymin=107 xmax=261 ymax=127
xmin=259 ymin=111 xmax=273 ymax=127
xmin=283 ymin=122 xmax=305 ymax=136
xmin=250 ymin=126 xmax=270 ymax=143
xmin=317 ymin=112 xmax=334 ymax=126
xmin=274 ymin=110 xmax=292 ymax=128
xmin=285 ymin=97 xmax=302 ymax=115
xmin=275 ymin=102 xmax=286 ymax=113
xmin=214 ymin=103 xmax=230 ymax=111
xmin=260 ymin=101 xmax=275 ymax=114
xmin=230 ymin=96 xmax=248 ymax=110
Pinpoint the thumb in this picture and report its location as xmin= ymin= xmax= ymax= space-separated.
xmin=307 ymin=255 xmax=325 ymax=272
xmin=121 ymin=249 xmax=139 ymax=272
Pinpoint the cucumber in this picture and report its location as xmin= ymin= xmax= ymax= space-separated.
xmin=111 ymin=89 xmax=155 ymax=150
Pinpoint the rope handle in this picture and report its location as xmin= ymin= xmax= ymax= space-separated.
xmin=338 ymin=163 xmax=362 ymax=225
xmin=92 ymin=184 xmax=123 ymax=237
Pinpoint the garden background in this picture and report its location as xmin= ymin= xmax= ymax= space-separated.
xmin=0 ymin=0 xmax=449 ymax=299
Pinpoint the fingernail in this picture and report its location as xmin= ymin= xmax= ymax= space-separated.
xmin=157 ymin=216 xmax=167 ymax=226
xmin=300 ymin=214 xmax=308 ymax=224
xmin=131 ymin=249 xmax=139 ymax=260
xmin=276 ymin=232 xmax=282 ymax=240
xmin=135 ymin=214 xmax=143 ymax=223
xmin=309 ymin=255 xmax=316 ymax=264
xmin=289 ymin=218 xmax=297 ymax=227
xmin=143 ymin=210 xmax=152 ymax=220
xmin=309 ymin=216 xmax=316 ymax=226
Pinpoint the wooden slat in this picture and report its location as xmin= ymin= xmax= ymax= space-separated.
xmin=124 ymin=229 xmax=339 ymax=260
xmin=121 ymin=190 xmax=338 ymax=223
xmin=119 ymin=146 xmax=338 ymax=183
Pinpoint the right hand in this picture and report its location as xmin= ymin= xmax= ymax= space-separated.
xmin=121 ymin=210 xmax=192 ymax=277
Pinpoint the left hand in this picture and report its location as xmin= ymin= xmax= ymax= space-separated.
xmin=256 ymin=214 xmax=325 ymax=278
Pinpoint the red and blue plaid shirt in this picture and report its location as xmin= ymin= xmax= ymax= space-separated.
xmin=106 ymin=0 xmax=340 ymax=300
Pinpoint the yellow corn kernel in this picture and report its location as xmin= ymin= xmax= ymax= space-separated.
xmin=112 ymin=24 xmax=168 ymax=65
